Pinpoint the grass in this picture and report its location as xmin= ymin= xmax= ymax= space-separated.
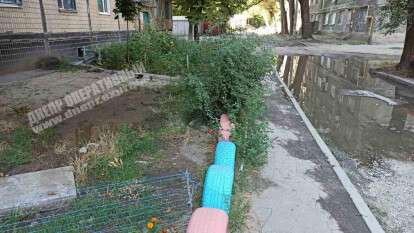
xmin=39 ymin=128 xmax=56 ymax=147
xmin=72 ymin=124 xmax=159 ymax=186
xmin=57 ymin=59 xmax=81 ymax=72
xmin=0 ymin=127 xmax=32 ymax=172
xmin=229 ymin=169 xmax=254 ymax=232
xmin=0 ymin=184 xmax=177 ymax=233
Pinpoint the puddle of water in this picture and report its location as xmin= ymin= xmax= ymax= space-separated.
xmin=277 ymin=55 xmax=414 ymax=164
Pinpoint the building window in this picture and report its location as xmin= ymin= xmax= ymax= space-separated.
xmin=57 ymin=0 xmax=76 ymax=11
xmin=0 ymin=0 xmax=21 ymax=5
xmin=97 ymin=0 xmax=110 ymax=14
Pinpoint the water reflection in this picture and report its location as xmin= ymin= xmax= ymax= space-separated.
xmin=278 ymin=55 xmax=414 ymax=163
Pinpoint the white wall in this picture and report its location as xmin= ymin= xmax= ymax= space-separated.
xmin=173 ymin=16 xmax=189 ymax=37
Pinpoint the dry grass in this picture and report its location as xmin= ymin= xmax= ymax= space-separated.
xmin=71 ymin=126 xmax=119 ymax=184
xmin=54 ymin=142 xmax=68 ymax=155
xmin=0 ymin=141 xmax=9 ymax=153
xmin=0 ymin=120 xmax=19 ymax=133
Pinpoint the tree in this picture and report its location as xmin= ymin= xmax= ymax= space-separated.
xmin=113 ymin=0 xmax=141 ymax=63
xmin=298 ymin=0 xmax=312 ymax=38
xmin=174 ymin=0 xmax=254 ymax=39
xmin=279 ymin=0 xmax=289 ymax=34
xmin=288 ymin=0 xmax=295 ymax=35
xmin=379 ymin=0 xmax=414 ymax=71
xmin=257 ymin=0 xmax=278 ymax=26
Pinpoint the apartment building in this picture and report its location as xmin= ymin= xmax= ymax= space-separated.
xmin=0 ymin=0 xmax=172 ymax=72
xmin=309 ymin=0 xmax=386 ymax=39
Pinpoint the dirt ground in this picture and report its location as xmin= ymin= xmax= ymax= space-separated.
xmin=0 ymin=68 xmax=211 ymax=180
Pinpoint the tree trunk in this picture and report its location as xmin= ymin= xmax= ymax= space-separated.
xmin=291 ymin=56 xmax=308 ymax=98
xmin=279 ymin=0 xmax=289 ymax=34
xmin=194 ymin=23 xmax=199 ymax=41
xmin=282 ymin=56 xmax=293 ymax=84
xmin=288 ymin=0 xmax=295 ymax=35
xmin=188 ymin=22 xmax=193 ymax=40
xmin=299 ymin=0 xmax=312 ymax=39
xmin=276 ymin=55 xmax=284 ymax=72
xmin=398 ymin=3 xmax=414 ymax=70
xmin=126 ymin=21 xmax=130 ymax=64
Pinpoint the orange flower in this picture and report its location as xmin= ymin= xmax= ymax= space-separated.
xmin=150 ymin=217 xmax=158 ymax=223
xmin=146 ymin=222 xmax=154 ymax=229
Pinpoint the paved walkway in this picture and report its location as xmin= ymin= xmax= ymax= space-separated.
xmin=271 ymin=43 xmax=403 ymax=58
xmin=248 ymin=77 xmax=372 ymax=233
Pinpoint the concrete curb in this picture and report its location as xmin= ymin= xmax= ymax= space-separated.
xmin=275 ymin=71 xmax=385 ymax=233
xmin=371 ymin=70 xmax=414 ymax=88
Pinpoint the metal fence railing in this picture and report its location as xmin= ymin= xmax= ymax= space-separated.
xmin=0 ymin=170 xmax=197 ymax=233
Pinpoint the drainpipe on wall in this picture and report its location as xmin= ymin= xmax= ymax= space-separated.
xmin=38 ymin=0 xmax=49 ymax=55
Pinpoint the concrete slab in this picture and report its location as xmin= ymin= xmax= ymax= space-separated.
xmin=0 ymin=166 xmax=76 ymax=214
xmin=248 ymin=76 xmax=372 ymax=233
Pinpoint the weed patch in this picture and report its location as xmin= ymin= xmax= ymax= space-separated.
xmin=0 ymin=127 xmax=32 ymax=171
xmin=98 ymin=31 xmax=273 ymax=231
xmin=73 ymin=125 xmax=158 ymax=185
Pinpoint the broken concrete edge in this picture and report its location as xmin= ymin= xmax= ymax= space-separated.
xmin=0 ymin=166 xmax=77 ymax=216
xmin=274 ymin=70 xmax=386 ymax=233
xmin=371 ymin=70 xmax=414 ymax=88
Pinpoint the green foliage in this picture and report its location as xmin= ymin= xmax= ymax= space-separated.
xmin=248 ymin=14 xmax=266 ymax=28
xmin=57 ymin=60 xmax=81 ymax=72
xmin=379 ymin=0 xmax=409 ymax=34
xmin=166 ymin=36 xmax=272 ymax=232
xmin=113 ymin=0 xmax=139 ymax=21
xmin=99 ymin=32 xmax=272 ymax=168
xmin=175 ymin=39 xmax=272 ymax=124
xmin=116 ymin=125 xmax=157 ymax=159
xmin=128 ymin=29 xmax=187 ymax=75
xmin=99 ymin=43 xmax=128 ymax=70
xmin=39 ymin=127 xmax=56 ymax=146
xmin=88 ymin=154 xmax=143 ymax=182
xmin=173 ymin=0 xmax=256 ymax=25
xmin=99 ymin=29 xmax=205 ymax=73
xmin=87 ymin=125 xmax=157 ymax=183
xmin=0 ymin=127 xmax=32 ymax=171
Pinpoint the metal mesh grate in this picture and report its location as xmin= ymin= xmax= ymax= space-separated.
xmin=0 ymin=171 xmax=197 ymax=233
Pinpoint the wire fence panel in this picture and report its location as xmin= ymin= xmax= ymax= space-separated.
xmin=0 ymin=31 xmax=129 ymax=73
xmin=0 ymin=170 xmax=197 ymax=233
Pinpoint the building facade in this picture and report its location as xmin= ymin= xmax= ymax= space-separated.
xmin=309 ymin=0 xmax=386 ymax=39
xmin=0 ymin=0 xmax=172 ymax=72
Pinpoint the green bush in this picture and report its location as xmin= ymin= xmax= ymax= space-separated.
xmin=98 ymin=30 xmax=273 ymax=232
xmin=99 ymin=43 xmax=128 ymax=70
xmin=248 ymin=14 xmax=266 ymax=28
xmin=0 ymin=127 xmax=32 ymax=171
xmin=99 ymin=29 xmax=205 ymax=75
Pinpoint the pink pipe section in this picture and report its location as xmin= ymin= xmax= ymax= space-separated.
xmin=187 ymin=208 xmax=229 ymax=233
xmin=219 ymin=114 xmax=232 ymax=141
